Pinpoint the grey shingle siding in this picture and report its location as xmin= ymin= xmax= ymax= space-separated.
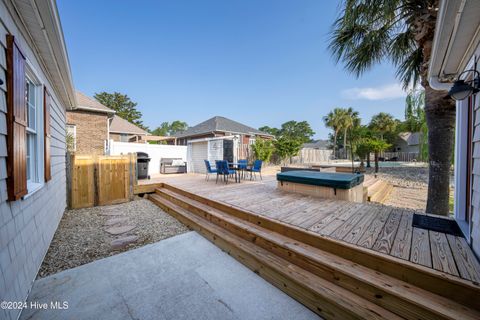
xmin=0 ymin=5 xmax=67 ymax=320
xmin=472 ymin=91 xmax=480 ymax=257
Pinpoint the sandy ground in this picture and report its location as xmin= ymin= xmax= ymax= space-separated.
xmin=38 ymin=198 xmax=189 ymax=278
xmin=364 ymin=165 xmax=454 ymax=212
xmin=367 ymin=166 xmax=428 ymax=211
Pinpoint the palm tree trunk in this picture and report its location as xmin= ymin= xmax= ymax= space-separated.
xmin=424 ymin=86 xmax=456 ymax=216
xmin=374 ymin=152 xmax=379 ymax=173
xmin=333 ymin=132 xmax=337 ymax=159
xmin=343 ymin=128 xmax=348 ymax=159
xmin=366 ymin=153 xmax=371 ymax=167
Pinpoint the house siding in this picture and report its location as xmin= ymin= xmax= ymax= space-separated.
xmin=471 ymin=78 xmax=480 ymax=257
xmin=0 ymin=4 xmax=67 ymax=320
xmin=66 ymin=110 xmax=108 ymax=155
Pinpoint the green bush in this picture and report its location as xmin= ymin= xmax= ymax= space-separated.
xmin=251 ymin=139 xmax=275 ymax=163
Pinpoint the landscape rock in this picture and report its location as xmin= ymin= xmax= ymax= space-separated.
xmin=99 ymin=207 xmax=123 ymax=216
xmin=104 ymin=225 xmax=136 ymax=235
xmin=110 ymin=236 xmax=139 ymax=250
xmin=104 ymin=217 xmax=129 ymax=226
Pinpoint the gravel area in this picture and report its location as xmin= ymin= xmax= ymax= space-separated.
xmin=38 ymin=197 xmax=189 ymax=278
xmin=364 ymin=165 xmax=454 ymax=211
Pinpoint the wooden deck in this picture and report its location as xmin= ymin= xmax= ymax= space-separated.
xmin=138 ymin=173 xmax=480 ymax=283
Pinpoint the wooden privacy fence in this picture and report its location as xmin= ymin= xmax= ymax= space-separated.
xmin=291 ymin=148 xmax=333 ymax=164
xmin=68 ymin=153 xmax=136 ymax=209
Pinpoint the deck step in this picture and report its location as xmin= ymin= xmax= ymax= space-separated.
xmin=363 ymin=176 xmax=379 ymax=188
xmin=149 ymin=193 xmax=401 ymax=320
xmin=368 ymin=180 xmax=393 ymax=204
xmin=150 ymin=186 xmax=480 ymax=320
xmin=159 ymin=183 xmax=480 ymax=309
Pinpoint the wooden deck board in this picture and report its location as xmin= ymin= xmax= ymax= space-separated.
xmin=356 ymin=207 xmax=393 ymax=249
xmin=138 ymin=173 xmax=480 ymax=283
xmin=410 ymin=227 xmax=432 ymax=268
xmin=390 ymin=211 xmax=414 ymax=260
xmin=330 ymin=205 xmax=374 ymax=240
xmin=342 ymin=207 xmax=379 ymax=244
xmin=372 ymin=208 xmax=403 ymax=254
xmin=309 ymin=203 xmax=359 ymax=235
xmin=430 ymin=231 xmax=459 ymax=276
xmin=447 ymin=234 xmax=480 ymax=282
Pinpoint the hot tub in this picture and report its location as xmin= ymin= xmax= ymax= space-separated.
xmin=276 ymin=171 xmax=366 ymax=202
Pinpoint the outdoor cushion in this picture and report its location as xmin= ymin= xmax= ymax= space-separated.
xmin=277 ymin=171 xmax=364 ymax=189
xmin=171 ymin=159 xmax=185 ymax=166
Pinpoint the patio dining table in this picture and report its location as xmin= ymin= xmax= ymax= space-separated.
xmin=228 ymin=162 xmax=249 ymax=182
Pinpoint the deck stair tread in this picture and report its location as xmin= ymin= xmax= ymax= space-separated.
xmin=149 ymin=186 xmax=480 ymax=320
xmin=149 ymin=193 xmax=402 ymax=320
xmin=368 ymin=179 xmax=394 ymax=204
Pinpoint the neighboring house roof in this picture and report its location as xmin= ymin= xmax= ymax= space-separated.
xmin=75 ymin=91 xmax=115 ymax=114
xmin=109 ymin=115 xmax=149 ymax=135
xmin=397 ymin=132 xmax=421 ymax=146
xmin=303 ymin=140 xmax=329 ymax=149
xmin=175 ymin=116 xmax=274 ymax=138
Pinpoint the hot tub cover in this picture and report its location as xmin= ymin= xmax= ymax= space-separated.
xmin=277 ymin=171 xmax=364 ymax=189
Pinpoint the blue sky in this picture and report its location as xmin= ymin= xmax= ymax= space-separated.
xmin=58 ymin=0 xmax=408 ymax=139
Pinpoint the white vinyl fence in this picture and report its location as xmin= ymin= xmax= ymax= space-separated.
xmin=109 ymin=141 xmax=187 ymax=175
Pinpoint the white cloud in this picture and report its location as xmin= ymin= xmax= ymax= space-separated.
xmin=342 ymin=83 xmax=406 ymax=101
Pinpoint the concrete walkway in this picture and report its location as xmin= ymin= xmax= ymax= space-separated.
xmin=20 ymin=232 xmax=319 ymax=320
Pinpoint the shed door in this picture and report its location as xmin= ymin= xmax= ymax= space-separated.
xmin=223 ymin=139 xmax=234 ymax=162
xmin=191 ymin=142 xmax=208 ymax=173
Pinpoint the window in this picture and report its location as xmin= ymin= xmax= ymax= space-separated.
xmin=24 ymin=65 xmax=44 ymax=194
xmin=120 ymin=133 xmax=129 ymax=142
xmin=66 ymin=124 xmax=76 ymax=152
xmin=26 ymin=79 xmax=38 ymax=183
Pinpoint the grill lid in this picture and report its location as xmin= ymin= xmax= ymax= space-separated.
xmin=137 ymin=152 xmax=150 ymax=160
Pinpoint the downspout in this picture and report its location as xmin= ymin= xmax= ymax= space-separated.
xmin=106 ymin=114 xmax=114 ymax=154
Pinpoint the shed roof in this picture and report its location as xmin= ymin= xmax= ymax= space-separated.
xmin=175 ymin=116 xmax=273 ymax=138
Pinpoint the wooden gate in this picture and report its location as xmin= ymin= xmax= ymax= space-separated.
xmin=97 ymin=155 xmax=134 ymax=206
xmin=68 ymin=154 xmax=136 ymax=209
xmin=69 ymin=155 xmax=95 ymax=209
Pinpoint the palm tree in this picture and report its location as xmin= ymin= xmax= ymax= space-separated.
xmin=329 ymin=0 xmax=455 ymax=215
xmin=323 ymin=108 xmax=346 ymax=158
xmin=369 ymin=138 xmax=392 ymax=173
xmin=340 ymin=107 xmax=360 ymax=156
xmin=369 ymin=112 xmax=397 ymax=140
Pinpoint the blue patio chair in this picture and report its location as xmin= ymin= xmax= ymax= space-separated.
xmin=247 ymin=160 xmax=263 ymax=180
xmin=204 ymin=160 xmax=217 ymax=181
xmin=238 ymin=159 xmax=248 ymax=179
xmin=216 ymin=160 xmax=236 ymax=184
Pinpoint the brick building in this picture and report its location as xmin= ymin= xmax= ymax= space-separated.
xmin=66 ymin=92 xmax=149 ymax=154
xmin=66 ymin=91 xmax=114 ymax=155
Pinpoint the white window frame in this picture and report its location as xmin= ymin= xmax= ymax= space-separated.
xmin=24 ymin=62 xmax=44 ymax=196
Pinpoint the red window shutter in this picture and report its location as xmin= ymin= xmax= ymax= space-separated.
xmin=6 ymin=35 xmax=27 ymax=200
xmin=44 ymin=87 xmax=51 ymax=182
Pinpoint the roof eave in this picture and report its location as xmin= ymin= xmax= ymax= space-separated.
xmin=6 ymin=0 xmax=77 ymax=109
xmin=429 ymin=0 xmax=480 ymax=88
xmin=72 ymin=105 xmax=116 ymax=114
